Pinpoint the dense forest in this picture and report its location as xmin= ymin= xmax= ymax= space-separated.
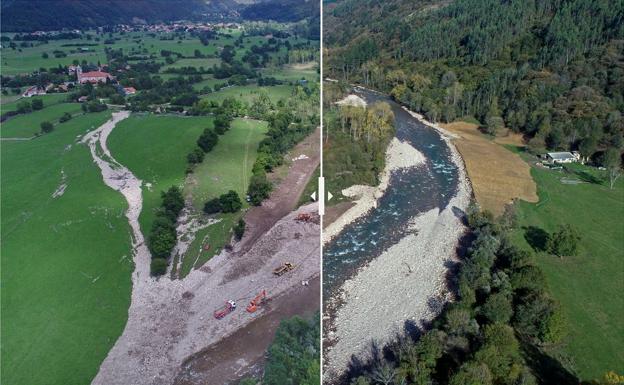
xmin=0 ymin=0 xmax=215 ymax=31
xmin=0 ymin=0 xmax=317 ymax=32
xmin=325 ymin=0 xmax=624 ymax=161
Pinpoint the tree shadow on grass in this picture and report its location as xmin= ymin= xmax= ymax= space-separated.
xmin=524 ymin=226 xmax=550 ymax=252
xmin=520 ymin=338 xmax=579 ymax=385
xmin=575 ymin=169 xmax=603 ymax=185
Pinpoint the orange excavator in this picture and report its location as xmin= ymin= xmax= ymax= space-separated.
xmin=246 ymin=289 xmax=268 ymax=313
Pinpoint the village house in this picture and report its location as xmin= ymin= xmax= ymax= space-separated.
xmin=545 ymin=151 xmax=581 ymax=164
xmin=76 ymin=66 xmax=114 ymax=84
xmin=22 ymin=85 xmax=46 ymax=97
xmin=123 ymin=87 xmax=136 ymax=95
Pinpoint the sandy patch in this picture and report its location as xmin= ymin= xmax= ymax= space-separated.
xmin=335 ymin=94 xmax=367 ymax=108
xmin=323 ymin=137 xmax=425 ymax=243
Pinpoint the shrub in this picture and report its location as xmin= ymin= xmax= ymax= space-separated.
xmin=59 ymin=112 xmax=72 ymax=123
xmin=214 ymin=113 xmax=232 ymax=135
xmin=220 ymin=190 xmax=242 ymax=213
xmin=31 ymin=98 xmax=43 ymax=110
xmin=197 ymin=128 xmax=218 ymax=152
xmin=547 ymin=224 xmax=581 ymax=257
xmin=187 ymin=147 xmax=205 ymax=164
xmin=203 ymin=197 xmax=222 ymax=214
xmin=40 ymin=121 xmax=54 ymax=133
xmin=16 ymin=100 xmax=32 ymax=114
xmin=248 ymin=172 xmax=272 ymax=205
xmin=161 ymin=186 xmax=184 ymax=220
xmin=147 ymin=215 xmax=176 ymax=258
xmin=479 ymin=292 xmax=513 ymax=324
xmin=233 ymin=219 xmax=245 ymax=240
xmin=150 ymin=258 xmax=168 ymax=276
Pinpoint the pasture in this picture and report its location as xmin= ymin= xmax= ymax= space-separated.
xmin=179 ymin=118 xmax=268 ymax=277
xmin=1 ymin=92 xmax=68 ymax=112
xmin=1 ymin=110 xmax=134 ymax=385
xmin=511 ymin=163 xmax=624 ymax=379
xmin=1 ymin=102 xmax=83 ymax=138
xmin=201 ymin=84 xmax=293 ymax=104
xmin=107 ymin=114 xmax=212 ymax=232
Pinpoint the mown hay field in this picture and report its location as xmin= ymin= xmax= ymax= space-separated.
xmin=440 ymin=121 xmax=538 ymax=215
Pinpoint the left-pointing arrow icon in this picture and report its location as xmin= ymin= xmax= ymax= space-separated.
xmin=310 ymin=191 xmax=316 ymax=201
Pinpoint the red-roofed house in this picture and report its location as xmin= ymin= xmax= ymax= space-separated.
xmin=123 ymin=87 xmax=136 ymax=95
xmin=77 ymin=66 xmax=113 ymax=84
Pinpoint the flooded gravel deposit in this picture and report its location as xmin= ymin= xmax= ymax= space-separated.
xmin=323 ymin=87 xmax=471 ymax=380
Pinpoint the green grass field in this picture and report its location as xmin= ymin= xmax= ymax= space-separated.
xmin=187 ymin=118 xmax=268 ymax=210
xmin=107 ymin=115 xmax=267 ymax=278
xmin=0 ymin=29 xmax=274 ymax=75
xmin=201 ymin=84 xmax=293 ymax=104
xmin=1 ymin=102 xmax=83 ymax=138
xmin=178 ymin=118 xmax=268 ymax=277
xmin=1 ymin=93 xmax=69 ymax=112
xmin=511 ymin=163 xmax=624 ymax=379
xmin=1 ymin=110 xmax=134 ymax=385
xmin=107 ymin=114 xmax=212 ymax=233
xmin=261 ymin=64 xmax=318 ymax=82
xmin=161 ymin=57 xmax=221 ymax=71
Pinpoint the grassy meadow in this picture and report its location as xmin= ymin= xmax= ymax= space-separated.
xmin=1 ymin=110 xmax=134 ymax=385
xmin=108 ymin=115 xmax=268 ymax=278
xmin=511 ymin=162 xmax=624 ymax=379
xmin=107 ymin=114 xmax=212 ymax=233
xmin=1 ymin=102 xmax=83 ymax=138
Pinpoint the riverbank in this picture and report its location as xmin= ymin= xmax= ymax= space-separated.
xmin=323 ymin=136 xmax=426 ymax=243
xmin=324 ymin=105 xmax=473 ymax=381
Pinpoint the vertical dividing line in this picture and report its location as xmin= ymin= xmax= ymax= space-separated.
xmin=319 ymin=0 xmax=325 ymax=381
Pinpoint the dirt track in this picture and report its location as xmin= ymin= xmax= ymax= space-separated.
xmin=174 ymin=278 xmax=320 ymax=385
xmin=230 ymin=127 xmax=320 ymax=272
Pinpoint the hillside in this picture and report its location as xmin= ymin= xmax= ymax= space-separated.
xmin=0 ymin=0 xmax=318 ymax=32
xmin=0 ymin=0 xmax=212 ymax=31
xmin=325 ymin=0 xmax=624 ymax=161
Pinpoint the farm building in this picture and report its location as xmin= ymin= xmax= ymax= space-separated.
xmin=77 ymin=66 xmax=114 ymax=84
xmin=22 ymin=86 xmax=46 ymax=97
xmin=545 ymin=151 xmax=580 ymax=164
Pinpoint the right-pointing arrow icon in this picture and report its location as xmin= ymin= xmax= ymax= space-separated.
xmin=327 ymin=191 xmax=333 ymax=201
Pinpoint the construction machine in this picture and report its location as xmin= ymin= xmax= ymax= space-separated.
xmin=273 ymin=262 xmax=295 ymax=276
xmin=295 ymin=213 xmax=312 ymax=222
xmin=213 ymin=300 xmax=236 ymax=319
xmin=246 ymin=289 xmax=268 ymax=313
